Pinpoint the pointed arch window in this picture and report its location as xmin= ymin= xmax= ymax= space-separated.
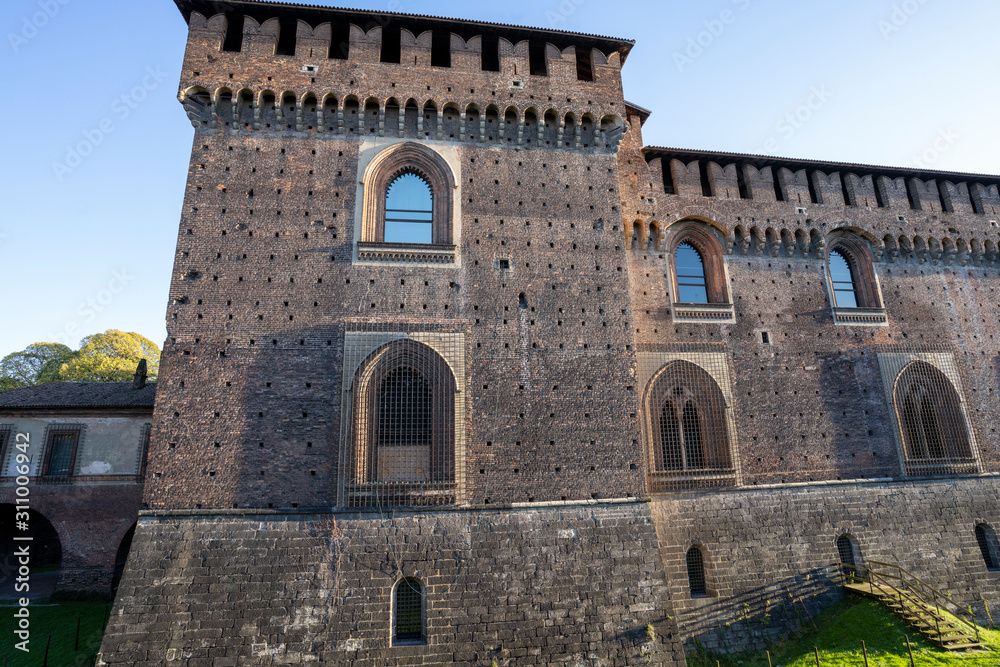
xmin=358 ymin=142 xmax=457 ymax=264
xmin=646 ymin=360 xmax=736 ymax=490
xmin=893 ymin=360 xmax=977 ymax=475
xmin=825 ymin=235 xmax=886 ymax=324
xmin=346 ymin=339 xmax=457 ymax=507
xmin=667 ymin=221 xmax=734 ymax=323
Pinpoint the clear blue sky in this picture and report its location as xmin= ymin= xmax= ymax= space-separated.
xmin=2 ymin=0 xmax=998 ymax=356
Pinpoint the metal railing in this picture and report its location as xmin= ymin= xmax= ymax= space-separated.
xmin=838 ymin=560 xmax=981 ymax=646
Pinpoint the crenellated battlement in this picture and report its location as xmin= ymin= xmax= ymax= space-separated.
xmin=626 ymin=147 xmax=1000 ymax=270
xmin=175 ymin=0 xmax=632 ymax=152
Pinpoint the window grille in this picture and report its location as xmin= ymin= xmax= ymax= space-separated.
xmin=394 ymin=578 xmax=423 ymax=644
xmin=0 ymin=428 xmax=10 ymax=474
xmin=339 ymin=324 xmax=464 ymax=508
xmin=686 ymin=547 xmax=707 ymax=597
xmin=643 ymin=353 xmax=736 ymax=491
xmin=892 ymin=359 xmax=975 ymax=475
xmin=837 ymin=534 xmax=861 ymax=581
xmin=975 ymin=525 xmax=998 ymax=570
xmin=44 ymin=428 xmax=80 ymax=477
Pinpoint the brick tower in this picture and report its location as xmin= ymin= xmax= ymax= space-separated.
xmin=99 ymin=1 xmax=1000 ymax=663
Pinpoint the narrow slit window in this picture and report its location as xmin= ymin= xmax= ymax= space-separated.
xmin=394 ymin=578 xmax=424 ymax=643
xmin=675 ymin=243 xmax=709 ymax=304
xmin=975 ymin=525 xmax=998 ymax=570
xmin=829 ymin=249 xmax=859 ymax=308
xmin=682 ymin=402 xmax=704 ymax=469
xmin=660 ymin=405 xmax=682 ymax=471
xmin=385 ymin=173 xmax=433 ymax=244
xmin=686 ymin=547 xmax=707 ymax=597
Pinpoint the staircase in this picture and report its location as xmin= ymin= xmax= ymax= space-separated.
xmin=840 ymin=561 xmax=986 ymax=652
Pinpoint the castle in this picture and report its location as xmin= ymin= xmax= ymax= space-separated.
xmin=98 ymin=1 xmax=1000 ymax=664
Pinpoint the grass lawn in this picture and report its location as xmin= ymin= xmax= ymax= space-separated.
xmin=0 ymin=601 xmax=110 ymax=667
xmin=687 ymin=597 xmax=1000 ymax=667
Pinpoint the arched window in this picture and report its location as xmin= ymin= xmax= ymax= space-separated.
xmin=393 ymin=578 xmax=424 ymax=644
xmin=975 ymin=524 xmax=999 ymax=571
xmin=686 ymin=547 xmax=707 ymax=597
xmin=836 ymin=534 xmax=862 ymax=581
xmin=828 ymin=249 xmax=859 ymax=308
xmin=825 ymin=235 xmax=884 ymax=324
xmin=893 ymin=361 xmax=975 ymax=475
xmin=384 ymin=173 xmax=433 ymax=244
xmin=646 ymin=360 xmax=735 ymax=490
xmin=675 ymin=243 xmax=709 ymax=304
xmin=347 ymin=339 xmax=457 ymax=507
xmin=359 ymin=142 xmax=456 ymax=255
xmin=667 ymin=221 xmax=733 ymax=322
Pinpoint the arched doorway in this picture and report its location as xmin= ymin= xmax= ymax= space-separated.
xmin=111 ymin=523 xmax=136 ymax=596
xmin=0 ymin=506 xmax=61 ymax=597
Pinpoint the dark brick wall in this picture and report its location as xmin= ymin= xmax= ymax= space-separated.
xmin=0 ymin=482 xmax=142 ymax=592
xmin=98 ymin=502 xmax=685 ymax=666
xmin=651 ymin=477 xmax=1000 ymax=653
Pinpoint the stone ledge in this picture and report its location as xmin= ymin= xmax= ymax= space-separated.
xmin=672 ymin=302 xmax=735 ymax=323
xmin=357 ymin=242 xmax=457 ymax=265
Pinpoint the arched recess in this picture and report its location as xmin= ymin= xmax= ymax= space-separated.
xmin=666 ymin=220 xmax=731 ymax=305
xmin=360 ymin=142 xmax=456 ymax=245
xmin=825 ymin=231 xmax=882 ymax=310
xmin=836 ymin=533 xmax=864 ymax=581
xmin=686 ymin=546 xmax=709 ymax=597
xmin=893 ymin=360 xmax=976 ymax=474
xmin=111 ymin=523 xmax=136 ymax=595
xmin=346 ymin=339 xmax=457 ymax=507
xmin=0 ymin=506 xmax=62 ymax=570
xmin=644 ymin=359 xmax=735 ymax=491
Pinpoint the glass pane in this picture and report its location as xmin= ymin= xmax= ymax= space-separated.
xmin=48 ymin=433 xmax=76 ymax=476
xmin=675 ymin=243 xmax=709 ymax=304
xmin=829 ymin=250 xmax=858 ymax=308
xmin=385 ymin=173 xmax=433 ymax=244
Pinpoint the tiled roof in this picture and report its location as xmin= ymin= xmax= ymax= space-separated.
xmin=0 ymin=382 xmax=156 ymax=410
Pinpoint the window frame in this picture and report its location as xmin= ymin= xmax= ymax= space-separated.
xmin=892 ymin=360 xmax=978 ymax=476
xmin=685 ymin=546 xmax=709 ymax=598
xmin=42 ymin=425 xmax=83 ymax=478
xmin=824 ymin=234 xmax=886 ymax=326
xmin=665 ymin=220 xmax=734 ymax=323
xmin=974 ymin=524 xmax=1000 ymax=571
xmin=358 ymin=142 xmax=458 ymax=265
xmin=0 ymin=427 xmax=11 ymax=475
xmin=644 ymin=359 xmax=737 ymax=490
xmin=346 ymin=338 xmax=458 ymax=507
xmin=392 ymin=577 xmax=426 ymax=646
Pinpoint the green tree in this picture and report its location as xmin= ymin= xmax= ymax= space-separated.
xmin=56 ymin=331 xmax=160 ymax=383
xmin=0 ymin=342 xmax=74 ymax=388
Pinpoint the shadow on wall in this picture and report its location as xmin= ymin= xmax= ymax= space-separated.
xmin=681 ymin=565 xmax=843 ymax=655
xmin=0 ymin=506 xmax=62 ymax=599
